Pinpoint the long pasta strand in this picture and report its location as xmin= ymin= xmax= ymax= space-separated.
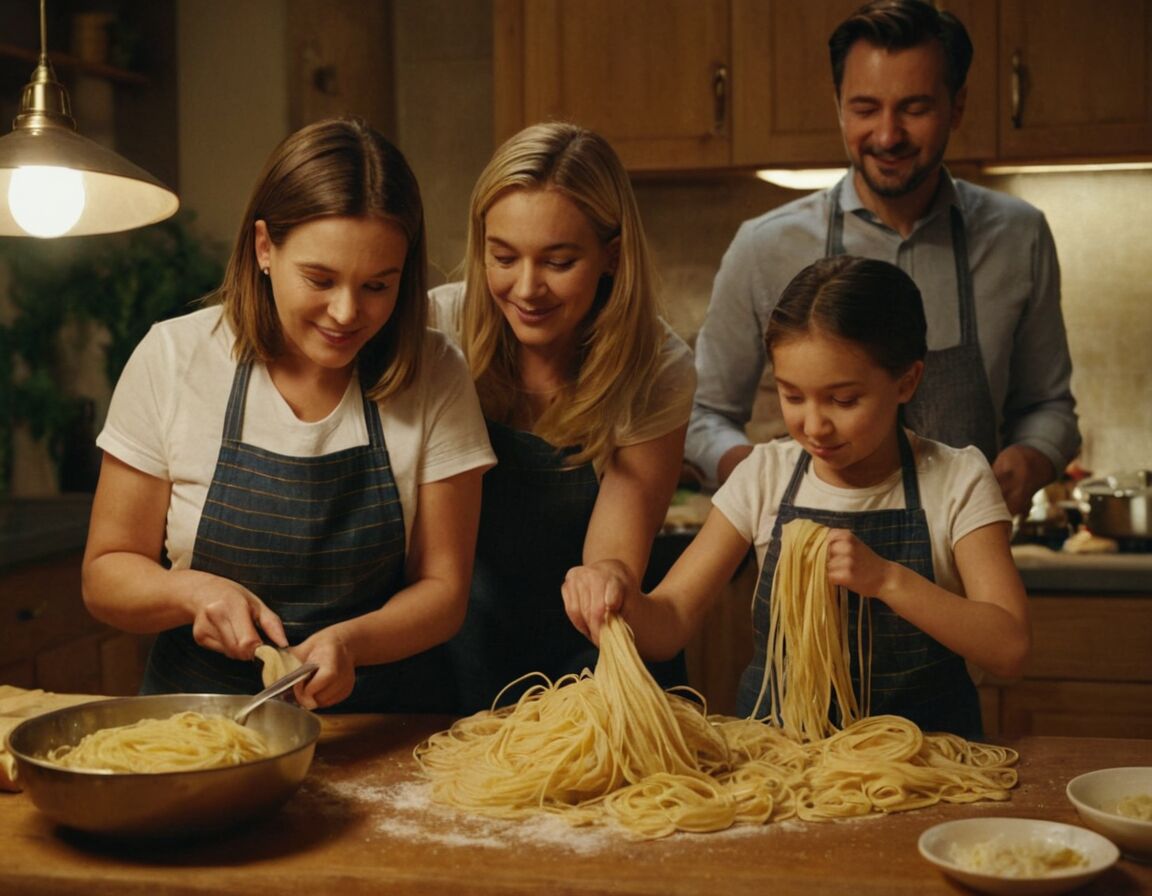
xmin=47 ymin=711 xmax=269 ymax=773
xmin=415 ymin=520 xmax=1018 ymax=839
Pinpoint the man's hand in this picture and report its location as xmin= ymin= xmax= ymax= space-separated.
xmin=992 ymin=444 xmax=1057 ymax=516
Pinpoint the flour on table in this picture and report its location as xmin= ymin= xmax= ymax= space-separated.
xmin=290 ymin=760 xmax=799 ymax=852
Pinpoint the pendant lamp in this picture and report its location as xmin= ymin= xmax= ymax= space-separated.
xmin=0 ymin=0 xmax=179 ymax=238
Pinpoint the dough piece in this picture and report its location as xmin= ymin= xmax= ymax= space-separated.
xmin=0 ymin=687 xmax=104 ymax=791
xmin=255 ymin=645 xmax=303 ymax=687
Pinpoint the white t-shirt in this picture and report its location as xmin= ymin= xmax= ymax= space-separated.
xmin=428 ymin=282 xmax=696 ymax=465
xmin=711 ymin=433 xmax=1011 ymax=595
xmin=97 ymin=305 xmax=496 ymax=570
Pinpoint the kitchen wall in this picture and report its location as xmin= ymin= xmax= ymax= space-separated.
xmin=88 ymin=0 xmax=1152 ymax=490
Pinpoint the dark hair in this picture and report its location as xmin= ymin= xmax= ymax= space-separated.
xmin=829 ymin=0 xmax=973 ymax=99
xmin=765 ymin=256 xmax=927 ymax=377
xmin=218 ymin=116 xmax=428 ymax=401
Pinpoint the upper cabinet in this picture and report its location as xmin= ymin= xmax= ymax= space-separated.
xmin=731 ymin=0 xmax=995 ymax=166
xmin=997 ymin=0 xmax=1152 ymax=159
xmin=494 ymin=0 xmax=733 ymax=171
xmin=493 ymin=0 xmax=1150 ymax=172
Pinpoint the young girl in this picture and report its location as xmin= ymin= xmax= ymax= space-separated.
xmin=430 ymin=122 xmax=695 ymax=714
xmin=83 ymin=117 xmax=495 ymax=712
xmin=565 ymin=255 xmax=1030 ymax=737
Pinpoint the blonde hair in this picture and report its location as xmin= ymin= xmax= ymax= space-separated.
xmin=212 ymin=116 xmax=428 ymax=401
xmin=460 ymin=122 xmax=663 ymax=468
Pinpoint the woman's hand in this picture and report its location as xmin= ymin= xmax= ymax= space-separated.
xmin=182 ymin=571 xmax=288 ymax=660
xmin=289 ymin=628 xmax=357 ymax=710
xmin=823 ymin=528 xmax=896 ymax=599
xmin=562 ymin=559 xmax=638 ymax=645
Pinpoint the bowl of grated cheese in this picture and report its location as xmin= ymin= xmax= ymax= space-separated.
xmin=1067 ymin=766 xmax=1152 ymax=862
xmin=918 ymin=817 xmax=1119 ymax=895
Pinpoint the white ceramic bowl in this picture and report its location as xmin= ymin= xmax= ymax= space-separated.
xmin=1067 ymin=766 xmax=1152 ymax=862
xmin=918 ymin=817 xmax=1119 ymax=895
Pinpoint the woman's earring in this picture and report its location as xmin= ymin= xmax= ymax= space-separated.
xmin=261 ymin=267 xmax=270 ymax=277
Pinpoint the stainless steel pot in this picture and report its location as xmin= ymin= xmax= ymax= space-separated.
xmin=7 ymin=693 xmax=320 ymax=840
xmin=1074 ymin=470 xmax=1152 ymax=539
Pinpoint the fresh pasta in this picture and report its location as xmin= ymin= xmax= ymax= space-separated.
xmin=749 ymin=518 xmax=867 ymax=737
xmin=45 ymin=711 xmax=270 ymax=773
xmin=1117 ymin=793 xmax=1152 ymax=821
xmin=949 ymin=838 xmax=1088 ymax=877
xmin=414 ymin=519 xmax=1019 ymax=838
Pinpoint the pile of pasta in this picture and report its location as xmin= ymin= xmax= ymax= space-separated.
xmin=415 ymin=519 xmax=1019 ymax=839
xmin=46 ymin=711 xmax=270 ymax=774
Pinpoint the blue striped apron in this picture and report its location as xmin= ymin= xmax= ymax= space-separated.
xmin=141 ymin=362 xmax=455 ymax=712
xmin=447 ymin=419 xmax=687 ymax=714
xmin=735 ymin=429 xmax=983 ymax=737
xmin=826 ymin=178 xmax=1000 ymax=462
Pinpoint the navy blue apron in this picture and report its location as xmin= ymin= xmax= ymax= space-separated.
xmin=826 ymin=178 xmax=1000 ymax=462
xmin=448 ymin=419 xmax=688 ymax=715
xmin=735 ymin=429 xmax=983 ymax=737
xmin=141 ymin=362 xmax=455 ymax=713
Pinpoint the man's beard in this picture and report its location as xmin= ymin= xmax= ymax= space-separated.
xmin=857 ymin=142 xmax=946 ymax=199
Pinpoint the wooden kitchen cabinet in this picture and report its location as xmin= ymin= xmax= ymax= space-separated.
xmin=997 ymin=0 xmax=1152 ymax=160
xmin=492 ymin=0 xmax=995 ymax=171
xmin=731 ymin=0 xmax=996 ymax=166
xmin=494 ymin=0 xmax=733 ymax=171
xmin=0 ymin=552 xmax=150 ymax=696
xmin=494 ymin=0 xmax=1149 ymax=171
xmin=979 ymin=593 xmax=1152 ymax=738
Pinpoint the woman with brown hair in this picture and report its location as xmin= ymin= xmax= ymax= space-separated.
xmin=83 ymin=117 xmax=494 ymax=712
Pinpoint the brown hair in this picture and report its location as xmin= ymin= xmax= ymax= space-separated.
xmin=766 ymin=255 xmax=927 ymax=377
xmin=213 ymin=116 xmax=428 ymax=401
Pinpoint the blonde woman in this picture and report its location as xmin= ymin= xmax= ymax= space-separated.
xmin=431 ymin=122 xmax=695 ymax=713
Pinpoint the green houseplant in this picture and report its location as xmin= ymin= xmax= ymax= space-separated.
xmin=0 ymin=214 xmax=223 ymax=495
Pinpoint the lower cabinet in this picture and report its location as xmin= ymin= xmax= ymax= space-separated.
xmin=0 ymin=552 xmax=151 ymax=696
xmin=980 ymin=593 xmax=1152 ymax=738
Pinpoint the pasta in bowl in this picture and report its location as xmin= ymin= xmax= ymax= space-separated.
xmin=918 ymin=817 xmax=1118 ymax=895
xmin=1067 ymin=767 xmax=1152 ymax=862
xmin=7 ymin=693 xmax=320 ymax=840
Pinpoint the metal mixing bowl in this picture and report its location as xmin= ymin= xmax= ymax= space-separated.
xmin=7 ymin=693 xmax=320 ymax=840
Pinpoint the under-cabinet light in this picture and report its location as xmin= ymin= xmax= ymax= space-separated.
xmin=755 ymin=168 xmax=847 ymax=191
xmin=982 ymin=161 xmax=1152 ymax=176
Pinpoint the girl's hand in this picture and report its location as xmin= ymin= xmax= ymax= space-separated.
xmin=562 ymin=559 xmax=637 ymax=645
xmin=824 ymin=528 xmax=895 ymax=599
xmin=290 ymin=628 xmax=357 ymax=710
xmin=185 ymin=572 xmax=287 ymax=660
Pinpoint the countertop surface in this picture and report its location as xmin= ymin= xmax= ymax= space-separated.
xmin=3 ymin=714 xmax=1152 ymax=895
xmin=1011 ymin=544 xmax=1152 ymax=592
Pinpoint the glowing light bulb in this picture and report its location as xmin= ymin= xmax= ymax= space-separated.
xmin=8 ymin=165 xmax=86 ymax=237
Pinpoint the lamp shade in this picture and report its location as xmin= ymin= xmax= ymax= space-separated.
xmin=0 ymin=0 xmax=180 ymax=238
xmin=0 ymin=124 xmax=180 ymax=237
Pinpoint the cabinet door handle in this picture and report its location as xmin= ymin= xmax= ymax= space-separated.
xmin=1011 ymin=50 xmax=1025 ymax=129
xmin=712 ymin=63 xmax=728 ymax=135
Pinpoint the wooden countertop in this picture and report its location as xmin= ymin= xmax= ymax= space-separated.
xmin=3 ymin=715 xmax=1151 ymax=895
